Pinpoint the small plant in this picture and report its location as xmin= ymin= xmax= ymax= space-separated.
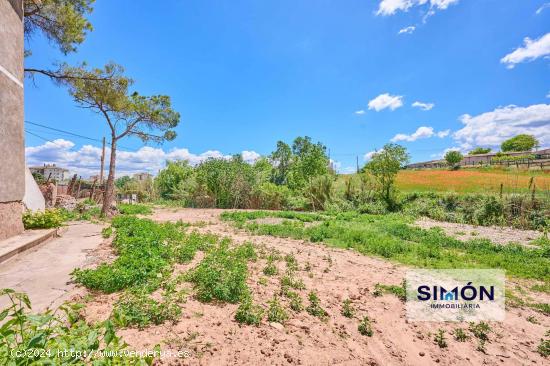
xmin=101 ymin=226 xmax=113 ymax=238
xmin=373 ymin=281 xmax=406 ymax=301
xmin=526 ymin=315 xmax=539 ymax=324
xmin=258 ymin=277 xmax=268 ymax=286
xmin=267 ymin=296 xmax=289 ymax=324
xmin=304 ymin=262 xmax=312 ymax=271
xmin=281 ymin=272 xmax=305 ymax=290
xmin=306 ymin=291 xmax=328 ymax=320
xmin=118 ymin=203 xmax=152 ymax=215
xmin=112 ymin=291 xmax=181 ymax=329
xmin=285 ymin=253 xmax=299 ymax=271
xmin=434 ymin=329 xmax=447 ymax=348
xmin=341 ymin=299 xmax=354 ymax=318
xmin=263 ymin=262 xmax=278 ymax=276
xmin=235 ymin=297 xmax=264 ymax=326
xmin=453 ymin=328 xmax=469 ymax=342
xmin=537 ymin=331 xmax=550 ymax=358
xmin=469 ymin=322 xmax=491 ymax=353
xmin=22 ymin=209 xmax=64 ymax=229
xmin=358 ymin=316 xmax=373 ymax=337
xmin=286 ymin=291 xmax=303 ymax=312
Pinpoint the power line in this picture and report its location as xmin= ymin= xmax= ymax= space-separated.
xmin=25 ymin=129 xmax=70 ymax=149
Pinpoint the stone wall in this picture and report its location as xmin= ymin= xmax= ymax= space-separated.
xmin=0 ymin=0 xmax=25 ymax=240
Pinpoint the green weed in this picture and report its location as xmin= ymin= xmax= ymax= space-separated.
xmin=358 ymin=316 xmax=373 ymax=336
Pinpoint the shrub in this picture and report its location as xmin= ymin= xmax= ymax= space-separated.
xmin=454 ymin=328 xmax=469 ymax=342
xmin=267 ymin=296 xmax=289 ymax=324
xmin=263 ymin=262 xmax=278 ymax=276
xmin=186 ymin=240 xmax=255 ymax=303
xmin=112 ymin=291 xmax=181 ymax=329
xmin=22 ymin=209 xmax=64 ymax=229
xmin=118 ymin=203 xmax=152 ymax=215
xmin=434 ymin=329 xmax=447 ymax=348
xmin=101 ymin=226 xmax=113 ymax=238
xmin=235 ymin=298 xmax=264 ymax=326
xmin=0 ymin=289 xmax=148 ymax=365
xmin=358 ymin=316 xmax=373 ymax=336
xmin=341 ymin=299 xmax=355 ymax=318
xmin=538 ymin=331 xmax=550 ymax=357
xmin=306 ymin=291 xmax=328 ymax=320
xmin=285 ymin=291 xmax=303 ymax=312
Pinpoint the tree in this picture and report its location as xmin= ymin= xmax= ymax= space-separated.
xmin=468 ymin=147 xmax=491 ymax=155
xmin=364 ymin=143 xmax=409 ymax=206
xmin=270 ymin=141 xmax=293 ymax=185
xmin=501 ymin=134 xmax=539 ymax=152
xmin=60 ymin=63 xmax=180 ymax=215
xmin=24 ymin=0 xmax=97 ymax=80
xmin=114 ymin=176 xmax=132 ymax=190
xmin=155 ymin=161 xmax=195 ymax=200
xmin=288 ymin=136 xmax=330 ymax=190
xmin=444 ymin=150 xmax=463 ymax=169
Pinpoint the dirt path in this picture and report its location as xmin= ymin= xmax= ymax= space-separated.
xmin=0 ymin=221 xmax=105 ymax=311
xmin=81 ymin=209 xmax=549 ymax=366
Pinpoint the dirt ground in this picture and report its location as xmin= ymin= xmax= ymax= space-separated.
xmin=76 ymin=208 xmax=549 ymax=366
xmin=415 ymin=217 xmax=543 ymax=247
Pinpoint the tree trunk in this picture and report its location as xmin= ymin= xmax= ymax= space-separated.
xmin=101 ymin=137 xmax=117 ymax=216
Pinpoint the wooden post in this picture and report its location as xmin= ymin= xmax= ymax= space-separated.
xmin=76 ymin=176 xmax=82 ymax=198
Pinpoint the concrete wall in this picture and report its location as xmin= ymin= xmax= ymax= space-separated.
xmin=0 ymin=0 xmax=25 ymax=240
xmin=23 ymin=168 xmax=45 ymax=212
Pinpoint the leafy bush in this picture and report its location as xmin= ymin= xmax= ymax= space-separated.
xmin=118 ymin=203 xmax=152 ymax=215
xmin=112 ymin=291 xmax=181 ymax=329
xmin=267 ymin=296 xmax=289 ymax=324
xmin=235 ymin=297 xmax=264 ymax=326
xmin=101 ymin=226 xmax=113 ymax=238
xmin=358 ymin=316 xmax=373 ymax=336
xmin=0 ymin=289 xmax=150 ymax=365
xmin=186 ymin=240 xmax=255 ymax=303
xmin=341 ymin=299 xmax=355 ymax=318
xmin=306 ymin=291 xmax=328 ymax=320
xmin=22 ymin=209 xmax=64 ymax=229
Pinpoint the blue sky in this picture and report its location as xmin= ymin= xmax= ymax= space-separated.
xmin=24 ymin=0 xmax=550 ymax=177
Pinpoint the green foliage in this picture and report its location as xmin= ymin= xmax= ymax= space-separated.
xmin=341 ymin=299 xmax=355 ymax=318
xmin=364 ymin=143 xmax=410 ymax=207
xmin=444 ymin=150 xmax=463 ymax=168
xmin=155 ymin=161 xmax=196 ymax=201
xmin=434 ymin=329 xmax=447 ymax=348
xmin=24 ymin=0 xmax=94 ymax=55
xmin=538 ymin=331 xmax=550 ymax=357
xmin=115 ymin=175 xmax=133 ymax=189
xmin=118 ymin=203 xmax=152 ymax=215
xmin=285 ymin=291 xmax=304 ymax=312
xmin=280 ymin=272 xmax=306 ymax=290
xmin=263 ymin=262 xmax=278 ymax=276
xmin=267 ymin=296 xmax=289 ymax=324
xmin=22 ymin=209 xmax=64 ymax=229
xmin=0 ymin=288 xmax=150 ymax=365
xmin=112 ymin=291 xmax=181 ymax=329
xmin=224 ymin=210 xmax=550 ymax=281
xmin=468 ymin=147 xmax=492 ymax=155
xmin=358 ymin=316 xmax=373 ymax=336
xmin=186 ymin=240 xmax=255 ymax=303
xmin=101 ymin=226 xmax=113 ymax=238
xmin=235 ymin=297 xmax=264 ymax=326
xmin=306 ymin=291 xmax=328 ymax=320
xmin=72 ymin=216 xmax=187 ymax=293
xmin=374 ymin=282 xmax=406 ymax=301
xmin=501 ymin=134 xmax=539 ymax=152
xmin=453 ymin=328 xmax=469 ymax=342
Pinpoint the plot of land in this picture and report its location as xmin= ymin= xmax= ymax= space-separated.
xmin=72 ymin=208 xmax=549 ymax=365
xmin=395 ymin=169 xmax=550 ymax=194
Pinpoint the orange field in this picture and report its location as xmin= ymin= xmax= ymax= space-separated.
xmin=395 ymin=169 xmax=550 ymax=194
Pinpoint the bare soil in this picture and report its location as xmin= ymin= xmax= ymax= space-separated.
xmin=415 ymin=217 xmax=542 ymax=247
xmin=76 ymin=208 xmax=549 ymax=366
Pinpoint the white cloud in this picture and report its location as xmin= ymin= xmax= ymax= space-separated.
xmin=391 ymin=126 xmax=449 ymax=142
xmin=25 ymin=139 xmax=261 ymax=178
xmin=398 ymin=26 xmax=416 ymax=35
xmin=500 ymin=33 xmax=550 ymax=68
xmin=368 ymin=93 xmax=404 ymax=112
xmin=355 ymin=110 xmax=366 ymax=115
xmin=536 ymin=2 xmax=550 ymax=15
xmin=412 ymin=101 xmax=435 ymax=110
xmin=364 ymin=150 xmax=378 ymax=161
xmin=546 ymin=91 xmax=550 ymax=98
xmin=430 ymin=146 xmax=463 ymax=159
xmin=376 ymin=0 xmax=459 ymax=16
xmin=453 ymin=104 xmax=550 ymax=150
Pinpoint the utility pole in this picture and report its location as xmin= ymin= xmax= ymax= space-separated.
xmin=99 ymin=137 xmax=106 ymax=185
xmin=356 ymin=156 xmax=359 ymax=174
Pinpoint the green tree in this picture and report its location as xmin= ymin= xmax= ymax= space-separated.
xmin=501 ymin=134 xmax=539 ymax=152
xmin=468 ymin=147 xmax=491 ymax=155
xmin=364 ymin=143 xmax=409 ymax=206
xmin=114 ymin=176 xmax=132 ymax=190
xmin=155 ymin=161 xmax=195 ymax=200
xmin=270 ymin=141 xmax=293 ymax=185
xmin=60 ymin=63 xmax=180 ymax=215
xmin=24 ymin=0 xmax=96 ymax=79
xmin=444 ymin=150 xmax=463 ymax=169
xmin=288 ymin=136 xmax=330 ymax=190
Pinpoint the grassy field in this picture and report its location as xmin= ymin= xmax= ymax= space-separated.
xmin=338 ymin=167 xmax=550 ymax=194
